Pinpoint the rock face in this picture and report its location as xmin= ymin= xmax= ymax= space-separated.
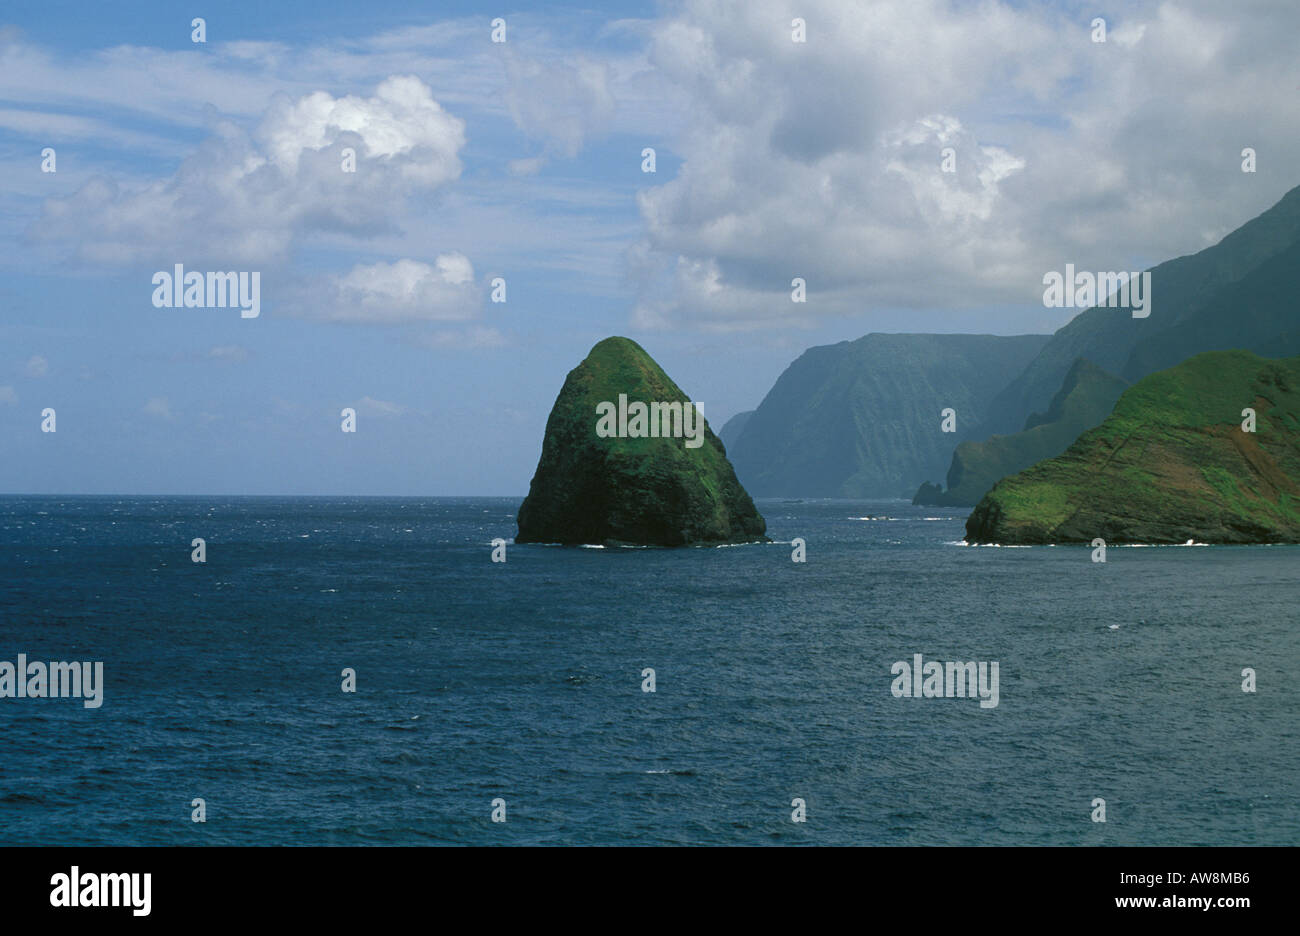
xmin=718 ymin=410 xmax=755 ymax=452
xmin=923 ymin=186 xmax=1300 ymax=506
xmin=726 ymin=333 xmax=1050 ymax=498
xmin=516 ymin=337 xmax=767 ymax=546
xmin=966 ymin=350 xmax=1300 ymax=544
xmin=982 ymin=183 xmax=1300 ymax=438
xmin=914 ymin=358 xmax=1129 ymax=506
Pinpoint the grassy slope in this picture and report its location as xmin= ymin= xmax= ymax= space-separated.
xmin=965 ymin=350 xmax=1300 ymax=544
xmin=940 ymin=186 xmax=1300 ymax=508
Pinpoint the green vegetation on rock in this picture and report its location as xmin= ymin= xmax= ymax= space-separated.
xmin=965 ymin=350 xmax=1300 ymax=544
xmin=927 ymin=184 xmax=1300 ymax=508
xmin=516 ymin=337 xmax=767 ymax=546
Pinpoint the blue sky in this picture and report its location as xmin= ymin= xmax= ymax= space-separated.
xmin=1 ymin=0 xmax=1296 ymax=494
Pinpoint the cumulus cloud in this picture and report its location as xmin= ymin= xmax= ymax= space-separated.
xmin=30 ymin=76 xmax=466 ymax=265
xmin=256 ymin=76 xmax=463 ymax=184
xmin=8 ymin=1 xmax=1299 ymax=342
xmin=24 ymin=355 xmax=48 ymax=377
xmin=291 ymin=254 xmax=481 ymax=324
xmin=631 ymin=0 xmax=1300 ymax=330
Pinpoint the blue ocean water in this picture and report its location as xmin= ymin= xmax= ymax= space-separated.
xmin=0 ymin=495 xmax=1296 ymax=845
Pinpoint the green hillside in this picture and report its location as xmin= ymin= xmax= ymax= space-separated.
xmin=966 ymin=351 xmax=1300 ymax=544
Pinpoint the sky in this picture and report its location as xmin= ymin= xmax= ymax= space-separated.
xmin=0 ymin=0 xmax=1296 ymax=495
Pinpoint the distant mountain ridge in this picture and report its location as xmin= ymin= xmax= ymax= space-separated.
xmin=984 ymin=183 xmax=1300 ymax=438
xmin=918 ymin=183 xmax=1300 ymax=505
xmin=725 ymin=183 xmax=1300 ymax=504
xmin=718 ymin=410 xmax=755 ymax=452
xmin=727 ymin=333 xmax=1050 ymax=498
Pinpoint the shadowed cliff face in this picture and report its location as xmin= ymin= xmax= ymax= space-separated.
xmin=726 ymin=332 xmax=1051 ymax=498
xmin=718 ymin=410 xmax=755 ymax=452
xmin=982 ymin=184 xmax=1300 ymax=438
xmin=966 ymin=351 xmax=1300 ymax=545
xmin=915 ymin=358 xmax=1129 ymax=507
xmin=516 ymin=336 xmax=767 ymax=546
xmin=920 ymin=187 xmax=1300 ymax=509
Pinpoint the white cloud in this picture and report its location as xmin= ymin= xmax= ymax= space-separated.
xmin=30 ymin=76 xmax=466 ymax=265
xmin=143 ymin=397 xmax=172 ymax=419
xmin=6 ymin=2 xmax=1300 ymax=339
xmin=0 ymin=21 xmax=660 ymax=309
xmin=256 ymin=76 xmax=463 ymax=184
xmin=630 ymin=0 xmax=1300 ymax=330
xmin=0 ymin=108 xmax=182 ymax=155
xmin=296 ymin=254 xmax=481 ymax=324
xmin=0 ymin=386 xmax=16 ymax=405
xmin=24 ymin=355 xmax=47 ymax=377
xmin=503 ymin=53 xmax=615 ymax=162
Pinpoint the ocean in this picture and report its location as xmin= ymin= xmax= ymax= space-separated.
xmin=1 ymin=495 xmax=1296 ymax=845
